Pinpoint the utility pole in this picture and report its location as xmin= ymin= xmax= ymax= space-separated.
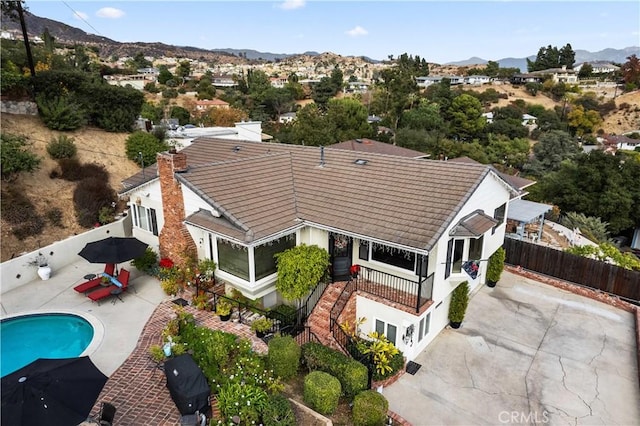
xmin=15 ymin=1 xmax=36 ymax=78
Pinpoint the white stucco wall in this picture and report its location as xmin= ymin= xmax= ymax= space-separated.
xmin=126 ymin=180 xmax=163 ymax=252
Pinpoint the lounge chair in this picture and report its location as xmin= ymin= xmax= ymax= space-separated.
xmin=73 ymin=263 xmax=116 ymax=294
xmin=88 ymin=269 xmax=130 ymax=305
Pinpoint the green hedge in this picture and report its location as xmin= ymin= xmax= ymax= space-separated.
xmin=352 ymin=390 xmax=389 ymax=426
xmin=267 ymin=336 xmax=301 ymax=380
xmin=301 ymin=342 xmax=368 ymax=399
xmin=303 ymin=371 xmax=341 ymax=415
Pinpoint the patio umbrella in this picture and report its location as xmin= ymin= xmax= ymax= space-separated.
xmin=79 ymin=236 xmax=148 ymax=273
xmin=1 ymin=356 xmax=108 ymax=426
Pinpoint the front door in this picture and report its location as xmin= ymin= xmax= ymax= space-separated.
xmin=329 ymin=234 xmax=352 ymax=282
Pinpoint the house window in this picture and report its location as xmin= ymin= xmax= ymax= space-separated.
xmin=445 ymin=239 xmax=464 ymax=278
xmin=418 ymin=313 xmax=431 ymax=342
xmin=375 ymin=319 xmax=397 ymax=346
xmin=493 ymin=203 xmax=506 ymax=234
xmin=133 ymin=205 xmax=158 ymax=236
xmin=371 ymin=245 xmax=415 ymax=271
xmin=254 ymin=235 xmax=295 ymax=281
xmin=468 ymin=236 xmax=483 ymax=261
xmin=217 ymin=239 xmax=249 ymax=281
xmin=359 ymin=241 xmax=369 ymax=261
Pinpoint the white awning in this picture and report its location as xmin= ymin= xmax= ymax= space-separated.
xmin=508 ymin=199 xmax=552 ymax=223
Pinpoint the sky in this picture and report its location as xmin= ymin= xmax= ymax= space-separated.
xmin=23 ymin=1 xmax=640 ymax=64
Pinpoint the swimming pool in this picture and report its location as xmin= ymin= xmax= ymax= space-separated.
xmin=1 ymin=312 xmax=102 ymax=377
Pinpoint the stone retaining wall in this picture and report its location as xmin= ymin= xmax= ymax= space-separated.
xmin=1 ymin=100 xmax=38 ymax=115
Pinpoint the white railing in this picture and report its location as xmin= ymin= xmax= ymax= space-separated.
xmin=0 ymin=215 xmax=132 ymax=294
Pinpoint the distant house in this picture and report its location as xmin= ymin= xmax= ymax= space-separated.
xmin=464 ymin=75 xmax=490 ymax=85
xmin=270 ymin=77 xmax=288 ymax=88
xmin=605 ymin=134 xmax=640 ymax=151
xmin=510 ymin=74 xmax=544 ymax=85
xmin=531 ymin=66 xmax=577 ymax=84
xmin=416 ymin=75 xmax=464 ymax=88
xmin=367 ymin=115 xmax=382 ymax=124
xmin=481 ymin=112 xmax=494 ymax=124
xmin=137 ymin=67 xmax=159 ymax=76
xmin=195 ymin=99 xmax=230 ymax=112
xmin=278 ymin=112 xmax=297 ymax=124
xmin=211 ymin=75 xmax=236 ymax=87
xmin=345 ymin=81 xmax=370 ymax=93
xmin=329 ymin=138 xmax=430 ymax=159
xmin=574 ymin=61 xmax=620 ymax=74
xmin=521 ymin=114 xmax=537 ymax=126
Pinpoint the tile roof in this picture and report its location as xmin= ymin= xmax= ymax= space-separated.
xmin=121 ymin=138 xmax=510 ymax=252
xmin=329 ymin=139 xmax=428 ymax=158
xmin=449 ymin=210 xmax=498 ymax=238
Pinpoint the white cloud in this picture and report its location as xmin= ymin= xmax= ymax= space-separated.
xmin=346 ymin=26 xmax=368 ymax=37
xmin=95 ymin=7 xmax=125 ymax=19
xmin=278 ymin=0 xmax=305 ymax=10
xmin=73 ymin=11 xmax=88 ymax=21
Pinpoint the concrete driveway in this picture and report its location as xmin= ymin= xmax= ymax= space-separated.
xmin=384 ymin=270 xmax=640 ymax=425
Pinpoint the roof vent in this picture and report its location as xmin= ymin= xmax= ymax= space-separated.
xmin=355 ymin=138 xmax=363 ymax=143
xmin=233 ymin=146 xmax=241 ymax=153
xmin=354 ymin=159 xmax=368 ymax=165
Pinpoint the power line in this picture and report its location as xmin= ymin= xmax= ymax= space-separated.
xmin=61 ymin=1 xmax=103 ymax=37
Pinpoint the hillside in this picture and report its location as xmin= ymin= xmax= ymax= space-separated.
xmin=0 ymin=114 xmax=139 ymax=262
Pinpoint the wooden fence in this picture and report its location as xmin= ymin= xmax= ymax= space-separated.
xmin=504 ymin=238 xmax=640 ymax=303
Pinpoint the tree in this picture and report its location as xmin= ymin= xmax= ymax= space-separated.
xmin=527 ymin=44 xmax=575 ymax=71
xmin=330 ymin=66 xmax=343 ymax=93
xmin=399 ymin=99 xmax=445 ymax=132
xmin=325 ymin=98 xmax=372 ymax=142
xmin=291 ymin=103 xmax=336 ymax=146
xmin=524 ymin=130 xmax=580 ymax=177
xmin=125 ymin=52 xmax=151 ymax=71
xmin=157 ymin=65 xmax=174 ymax=85
xmin=447 ymin=94 xmax=485 ymax=141
xmin=311 ymin=77 xmax=337 ymax=108
xmin=567 ymin=105 xmax=602 ymax=136
xmin=0 ymin=133 xmax=41 ymax=181
xmin=202 ymin=106 xmax=248 ymax=127
xmin=377 ymin=55 xmax=421 ymax=130
xmin=558 ymin=43 xmax=576 ymax=69
xmin=175 ymin=60 xmax=191 ymax=82
xmin=274 ymin=244 xmax=329 ymax=306
xmin=125 ymin=131 xmax=169 ymax=166
xmin=170 ymin=106 xmax=190 ymax=125
xmin=620 ymin=54 xmax=640 ymax=89
xmin=578 ymin=63 xmax=593 ymax=78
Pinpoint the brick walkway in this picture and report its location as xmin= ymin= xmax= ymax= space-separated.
xmin=88 ymin=301 xmax=268 ymax=425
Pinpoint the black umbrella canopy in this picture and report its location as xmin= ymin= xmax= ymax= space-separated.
xmin=1 ymin=357 xmax=108 ymax=426
xmin=78 ymin=236 xmax=148 ymax=266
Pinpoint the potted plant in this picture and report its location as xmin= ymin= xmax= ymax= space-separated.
xmin=251 ymin=317 xmax=273 ymax=338
xmin=448 ymin=281 xmax=470 ymax=329
xmin=215 ymin=298 xmax=232 ymax=321
xmin=486 ymin=247 xmax=506 ymax=288
xmin=28 ymin=253 xmax=51 ymax=280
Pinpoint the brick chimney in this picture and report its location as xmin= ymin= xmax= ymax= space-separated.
xmin=157 ymin=150 xmax=197 ymax=268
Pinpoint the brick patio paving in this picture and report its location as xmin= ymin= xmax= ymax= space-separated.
xmin=87 ymin=300 xmax=268 ymax=425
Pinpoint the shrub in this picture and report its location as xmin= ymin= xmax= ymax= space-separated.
xmin=36 ymin=93 xmax=86 ymax=131
xmin=73 ymin=177 xmax=117 ymax=228
xmin=301 ymin=341 xmax=368 ymax=399
xmin=303 ymin=371 xmax=341 ymax=415
xmin=125 ymin=131 xmax=169 ymax=166
xmin=57 ymin=158 xmax=85 ymax=181
xmin=45 ymin=208 xmax=64 ymax=227
xmin=0 ymin=188 xmax=44 ymax=240
xmin=371 ymin=350 xmax=404 ymax=382
xmin=132 ymin=248 xmax=158 ymax=274
xmin=98 ymin=206 xmax=115 ymax=225
xmin=46 ymin=135 xmax=77 ymax=159
xmin=448 ymin=281 xmax=470 ymax=324
xmin=267 ymin=336 xmax=301 ymax=380
xmin=486 ymin=246 xmax=506 ymax=283
xmin=1 ymin=133 xmax=41 ymax=181
xmin=352 ymin=390 xmax=389 ymax=426
xmin=268 ymin=304 xmax=297 ymax=327
xmin=262 ymin=393 xmax=295 ymax=426
xmin=217 ymin=382 xmax=267 ymax=424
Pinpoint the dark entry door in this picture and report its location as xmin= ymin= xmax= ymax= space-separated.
xmin=329 ymin=234 xmax=352 ymax=282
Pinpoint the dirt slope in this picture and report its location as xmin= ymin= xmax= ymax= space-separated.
xmin=0 ymin=114 xmax=139 ymax=261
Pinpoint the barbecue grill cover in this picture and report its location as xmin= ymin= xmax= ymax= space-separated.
xmin=165 ymin=354 xmax=210 ymax=415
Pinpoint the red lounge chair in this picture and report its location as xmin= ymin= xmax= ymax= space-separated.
xmin=88 ymin=269 xmax=130 ymax=305
xmin=73 ymin=263 xmax=116 ymax=294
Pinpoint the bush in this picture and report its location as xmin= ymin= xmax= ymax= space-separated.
xmin=486 ymin=246 xmax=506 ymax=283
xmin=56 ymin=159 xmax=110 ymax=182
xmin=448 ymin=281 xmax=470 ymax=324
xmin=73 ymin=177 xmax=116 ymax=228
xmin=268 ymin=304 xmax=297 ymax=327
xmin=262 ymin=394 xmax=295 ymax=426
xmin=45 ymin=208 xmax=64 ymax=227
xmin=371 ymin=350 xmax=404 ymax=382
xmin=132 ymin=247 xmax=159 ymax=274
xmin=352 ymin=390 xmax=389 ymax=426
xmin=125 ymin=131 xmax=169 ymax=166
xmin=47 ymin=135 xmax=77 ymax=159
xmin=301 ymin=341 xmax=368 ymax=399
xmin=303 ymin=371 xmax=341 ymax=415
xmin=0 ymin=188 xmax=44 ymax=240
xmin=36 ymin=93 xmax=86 ymax=131
xmin=267 ymin=336 xmax=301 ymax=380
xmin=1 ymin=133 xmax=41 ymax=181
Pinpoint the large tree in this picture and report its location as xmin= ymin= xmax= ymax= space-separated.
xmin=621 ymin=54 xmax=640 ymax=89
xmin=524 ymin=130 xmax=581 ymax=177
xmin=325 ymin=97 xmax=372 ymax=142
xmin=527 ymin=44 xmax=575 ymax=71
xmin=447 ymin=93 xmax=485 ymax=141
xmin=291 ymin=103 xmax=336 ymax=146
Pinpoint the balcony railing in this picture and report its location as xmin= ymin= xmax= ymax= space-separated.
xmin=354 ymin=265 xmax=433 ymax=313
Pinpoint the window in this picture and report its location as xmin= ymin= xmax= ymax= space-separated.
xmin=468 ymin=236 xmax=483 ymax=261
xmin=375 ymin=319 xmax=397 ymax=346
xmin=493 ymin=203 xmax=506 ymax=234
xmin=445 ymin=239 xmax=464 ymax=278
xmin=371 ymin=245 xmax=415 ymax=271
xmin=359 ymin=241 xmax=369 ymax=261
xmin=217 ymin=239 xmax=249 ymax=281
xmin=254 ymin=236 xmax=295 ymax=281
xmin=133 ymin=205 xmax=158 ymax=236
xmin=418 ymin=313 xmax=431 ymax=342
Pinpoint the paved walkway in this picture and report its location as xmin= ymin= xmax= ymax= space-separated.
xmin=384 ymin=270 xmax=640 ymax=425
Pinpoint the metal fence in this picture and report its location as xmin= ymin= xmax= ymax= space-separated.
xmin=504 ymin=238 xmax=640 ymax=304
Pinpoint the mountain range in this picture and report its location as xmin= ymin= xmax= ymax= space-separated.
xmin=447 ymin=47 xmax=640 ymax=71
xmin=2 ymin=10 xmax=638 ymax=69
